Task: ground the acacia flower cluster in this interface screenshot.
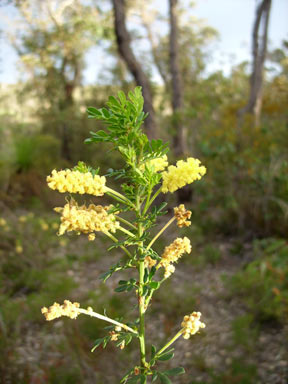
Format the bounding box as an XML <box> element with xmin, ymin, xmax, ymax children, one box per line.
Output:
<box><xmin>144</xmin><ymin>155</ymin><xmax>168</xmax><ymax>172</ymax></box>
<box><xmin>110</xmin><ymin>326</ymin><xmax>126</xmax><ymax>349</ymax></box>
<box><xmin>174</xmin><ymin>204</ymin><xmax>192</xmax><ymax>227</ymax></box>
<box><xmin>159</xmin><ymin>237</ymin><xmax>191</xmax><ymax>278</ymax></box>
<box><xmin>144</xmin><ymin>255</ymin><xmax>157</xmax><ymax>268</ymax></box>
<box><xmin>181</xmin><ymin>312</ymin><xmax>206</xmax><ymax>339</ymax></box>
<box><xmin>54</xmin><ymin>200</ymin><xmax>119</xmax><ymax>237</ymax></box>
<box><xmin>161</xmin><ymin>157</ymin><xmax>206</xmax><ymax>193</ymax></box>
<box><xmin>47</xmin><ymin>169</ymin><xmax>106</xmax><ymax>196</ymax></box>
<box><xmin>41</xmin><ymin>300</ymin><xmax>80</xmax><ymax>321</ymax></box>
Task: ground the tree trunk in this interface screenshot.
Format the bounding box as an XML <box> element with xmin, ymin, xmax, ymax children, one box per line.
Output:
<box><xmin>112</xmin><ymin>0</ymin><xmax>156</xmax><ymax>139</ymax></box>
<box><xmin>169</xmin><ymin>0</ymin><xmax>187</xmax><ymax>157</ymax></box>
<box><xmin>169</xmin><ymin>0</ymin><xmax>192</xmax><ymax>203</ymax></box>
<box><xmin>239</xmin><ymin>0</ymin><xmax>272</xmax><ymax>126</ymax></box>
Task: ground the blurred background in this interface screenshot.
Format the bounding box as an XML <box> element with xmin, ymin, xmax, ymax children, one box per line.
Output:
<box><xmin>0</xmin><ymin>0</ymin><xmax>287</xmax><ymax>383</ymax></box>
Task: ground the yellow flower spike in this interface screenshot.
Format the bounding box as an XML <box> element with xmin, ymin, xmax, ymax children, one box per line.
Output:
<box><xmin>159</xmin><ymin>237</ymin><xmax>191</xmax><ymax>269</ymax></box>
<box><xmin>141</xmin><ymin>155</ymin><xmax>168</xmax><ymax>172</ymax></box>
<box><xmin>162</xmin><ymin>157</ymin><xmax>206</xmax><ymax>193</ymax></box>
<box><xmin>54</xmin><ymin>200</ymin><xmax>119</xmax><ymax>237</ymax></box>
<box><xmin>88</xmin><ymin>233</ymin><xmax>96</xmax><ymax>241</ymax></box>
<box><xmin>174</xmin><ymin>204</ymin><xmax>192</xmax><ymax>227</ymax></box>
<box><xmin>41</xmin><ymin>300</ymin><xmax>80</xmax><ymax>321</ymax></box>
<box><xmin>181</xmin><ymin>312</ymin><xmax>206</xmax><ymax>339</ymax></box>
<box><xmin>47</xmin><ymin>169</ymin><xmax>106</xmax><ymax>196</ymax></box>
<box><xmin>0</xmin><ymin>218</ymin><xmax>7</xmax><ymax>226</ymax></box>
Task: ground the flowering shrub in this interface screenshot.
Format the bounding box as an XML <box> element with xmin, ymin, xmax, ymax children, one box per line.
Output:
<box><xmin>41</xmin><ymin>87</ymin><xmax>206</xmax><ymax>383</ymax></box>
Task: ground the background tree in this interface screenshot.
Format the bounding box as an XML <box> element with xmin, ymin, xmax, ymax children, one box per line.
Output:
<box><xmin>169</xmin><ymin>0</ymin><xmax>187</xmax><ymax>157</ymax></box>
<box><xmin>238</xmin><ymin>0</ymin><xmax>272</xmax><ymax>126</ymax></box>
<box><xmin>112</xmin><ymin>0</ymin><xmax>156</xmax><ymax>138</ymax></box>
<box><xmin>10</xmin><ymin>0</ymin><xmax>105</xmax><ymax>161</ymax></box>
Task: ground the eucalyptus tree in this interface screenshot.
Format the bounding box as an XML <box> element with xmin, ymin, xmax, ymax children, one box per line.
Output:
<box><xmin>10</xmin><ymin>0</ymin><xmax>107</xmax><ymax>160</ymax></box>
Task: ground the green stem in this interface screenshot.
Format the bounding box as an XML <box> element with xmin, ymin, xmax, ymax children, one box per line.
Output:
<box><xmin>144</xmin><ymin>277</ymin><xmax>167</xmax><ymax>311</ymax></box>
<box><xmin>105</xmin><ymin>191</ymin><xmax>127</xmax><ymax>205</ymax></box>
<box><xmin>136</xmin><ymin>190</ymin><xmax>147</xmax><ymax>381</ymax></box>
<box><xmin>143</xmin><ymin>187</ymin><xmax>152</xmax><ymax>214</ymax></box>
<box><xmin>118</xmin><ymin>226</ymin><xmax>135</xmax><ymax>238</ymax></box>
<box><xmin>103</xmin><ymin>231</ymin><xmax>133</xmax><ymax>258</ymax></box>
<box><xmin>139</xmin><ymin>259</ymin><xmax>147</xmax><ymax>369</ymax></box>
<box><xmin>155</xmin><ymin>329</ymin><xmax>184</xmax><ymax>358</ymax></box>
<box><xmin>146</xmin><ymin>216</ymin><xmax>175</xmax><ymax>250</ymax></box>
<box><xmin>116</xmin><ymin>215</ymin><xmax>137</xmax><ymax>230</ymax></box>
<box><xmin>143</xmin><ymin>186</ymin><xmax>162</xmax><ymax>214</ymax></box>
<box><xmin>105</xmin><ymin>187</ymin><xmax>135</xmax><ymax>208</ymax></box>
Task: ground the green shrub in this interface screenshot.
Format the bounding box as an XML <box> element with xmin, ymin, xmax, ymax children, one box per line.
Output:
<box><xmin>226</xmin><ymin>238</ymin><xmax>288</xmax><ymax>324</ymax></box>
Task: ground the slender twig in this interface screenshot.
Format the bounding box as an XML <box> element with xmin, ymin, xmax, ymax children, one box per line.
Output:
<box><xmin>143</xmin><ymin>186</ymin><xmax>162</xmax><ymax>214</ymax></box>
<box><xmin>118</xmin><ymin>226</ymin><xmax>136</xmax><ymax>238</ymax></box>
<box><xmin>103</xmin><ymin>231</ymin><xmax>133</xmax><ymax>258</ymax></box>
<box><xmin>147</xmin><ymin>216</ymin><xmax>175</xmax><ymax>250</ymax></box>
<box><xmin>77</xmin><ymin>308</ymin><xmax>138</xmax><ymax>334</ymax></box>
<box><xmin>105</xmin><ymin>187</ymin><xmax>135</xmax><ymax>208</ymax></box>
<box><xmin>116</xmin><ymin>215</ymin><xmax>137</xmax><ymax>230</ymax></box>
<box><xmin>155</xmin><ymin>329</ymin><xmax>184</xmax><ymax>358</ymax></box>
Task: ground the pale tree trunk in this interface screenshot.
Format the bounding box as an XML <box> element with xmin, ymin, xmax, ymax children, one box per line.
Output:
<box><xmin>169</xmin><ymin>0</ymin><xmax>191</xmax><ymax>203</ymax></box>
<box><xmin>112</xmin><ymin>0</ymin><xmax>156</xmax><ymax>139</ymax></box>
<box><xmin>239</xmin><ymin>0</ymin><xmax>272</xmax><ymax>126</ymax></box>
<box><xmin>140</xmin><ymin>8</ymin><xmax>169</xmax><ymax>86</ymax></box>
<box><xmin>169</xmin><ymin>0</ymin><xmax>187</xmax><ymax>156</ymax></box>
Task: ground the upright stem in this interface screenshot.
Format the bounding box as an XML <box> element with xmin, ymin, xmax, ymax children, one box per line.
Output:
<box><xmin>139</xmin><ymin>258</ymin><xmax>147</xmax><ymax>370</ymax></box>
<box><xmin>137</xmin><ymin>193</ymin><xmax>147</xmax><ymax>381</ymax></box>
<box><xmin>143</xmin><ymin>186</ymin><xmax>162</xmax><ymax>214</ymax></box>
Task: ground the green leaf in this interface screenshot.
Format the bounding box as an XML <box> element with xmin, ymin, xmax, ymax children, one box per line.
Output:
<box><xmin>108</xmin><ymin>95</ymin><xmax>121</xmax><ymax>108</ymax></box>
<box><xmin>115</xmin><ymin>285</ymin><xmax>128</xmax><ymax>292</ymax></box>
<box><xmin>140</xmin><ymin>375</ymin><xmax>146</xmax><ymax>384</ymax></box>
<box><xmin>157</xmin><ymin>352</ymin><xmax>174</xmax><ymax>361</ymax></box>
<box><xmin>103</xmin><ymin>337</ymin><xmax>109</xmax><ymax>348</ymax></box>
<box><xmin>149</xmin><ymin>266</ymin><xmax>156</xmax><ymax>279</ymax></box>
<box><xmin>142</xmin><ymin>285</ymin><xmax>150</xmax><ymax>297</ymax></box>
<box><xmin>101</xmin><ymin>108</ymin><xmax>110</xmax><ymax>118</ymax></box>
<box><xmin>163</xmin><ymin>367</ymin><xmax>185</xmax><ymax>376</ymax></box>
<box><xmin>152</xmin><ymin>372</ymin><xmax>158</xmax><ymax>382</ymax></box>
<box><xmin>158</xmin><ymin>373</ymin><xmax>172</xmax><ymax>384</ymax></box>
<box><xmin>126</xmin><ymin>376</ymin><xmax>140</xmax><ymax>384</ymax></box>
<box><xmin>149</xmin><ymin>281</ymin><xmax>160</xmax><ymax>290</ymax></box>
<box><xmin>119</xmin><ymin>280</ymin><xmax>128</xmax><ymax>285</ymax></box>
<box><xmin>151</xmin><ymin>344</ymin><xmax>156</xmax><ymax>359</ymax></box>
<box><xmin>118</xmin><ymin>90</ymin><xmax>126</xmax><ymax>105</ymax></box>
<box><xmin>87</xmin><ymin>107</ymin><xmax>102</xmax><ymax>117</ymax></box>
<box><xmin>91</xmin><ymin>338</ymin><xmax>104</xmax><ymax>352</ymax></box>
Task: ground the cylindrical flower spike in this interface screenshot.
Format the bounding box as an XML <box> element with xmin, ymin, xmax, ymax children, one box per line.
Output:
<box><xmin>54</xmin><ymin>199</ymin><xmax>119</xmax><ymax>239</ymax></box>
<box><xmin>47</xmin><ymin>169</ymin><xmax>106</xmax><ymax>196</ymax></box>
<box><xmin>140</xmin><ymin>155</ymin><xmax>168</xmax><ymax>172</ymax></box>
<box><xmin>159</xmin><ymin>237</ymin><xmax>191</xmax><ymax>268</ymax></box>
<box><xmin>162</xmin><ymin>157</ymin><xmax>206</xmax><ymax>193</ymax></box>
<box><xmin>41</xmin><ymin>300</ymin><xmax>80</xmax><ymax>321</ymax></box>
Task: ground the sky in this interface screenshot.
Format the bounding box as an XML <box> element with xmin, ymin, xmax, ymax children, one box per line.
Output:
<box><xmin>0</xmin><ymin>0</ymin><xmax>287</xmax><ymax>84</ymax></box>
